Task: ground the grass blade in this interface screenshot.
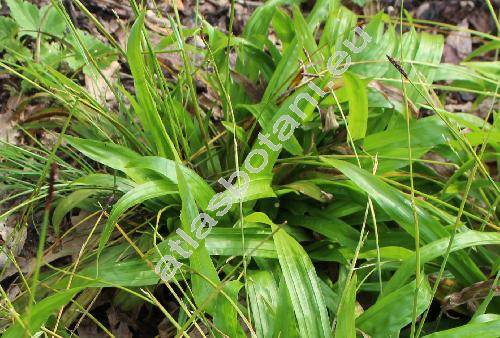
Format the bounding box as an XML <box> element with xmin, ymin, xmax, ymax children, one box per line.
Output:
<box><xmin>334</xmin><ymin>273</ymin><xmax>357</xmax><ymax>338</ymax></box>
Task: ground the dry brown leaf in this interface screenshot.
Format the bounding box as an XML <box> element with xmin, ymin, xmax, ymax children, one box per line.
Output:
<box><xmin>0</xmin><ymin>212</ymin><xmax>102</xmax><ymax>282</ymax></box>
<box><xmin>369</xmin><ymin>80</ymin><xmax>420</xmax><ymax>117</ymax></box>
<box><xmin>320</xmin><ymin>106</ymin><xmax>339</xmax><ymax>132</ymax></box>
<box><xmin>444</xmin><ymin>101</ymin><xmax>472</xmax><ymax>113</ymax></box>
<box><xmin>77</xmin><ymin>317</ymin><xmax>108</xmax><ymax>338</ymax></box>
<box><xmin>107</xmin><ymin>307</ymin><xmax>134</xmax><ymax>338</ymax></box>
<box><xmin>442</xmin><ymin>278</ymin><xmax>500</xmax><ymax>313</ymax></box>
<box><xmin>443</xmin><ymin>19</ymin><xmax>472</xmax><ymax>64</ymax></box>
<box><xmin>0</xmin><ymin>95</ymin><xmax>21</xmax><ymax>142</ymax></box>
<box><xmin>85</xmin><ymin>61</ymin><xmax>120</xmax><ymax>106</ymax></box>
<box><xmin>231</xmin><ymin>70</ymin><xmax>265</xmax><ymax>102</ymax></box>
<box><xmin>0</xmin><ymin>216</ymin><xmax>26</xmax><ymax>270</ymax></box>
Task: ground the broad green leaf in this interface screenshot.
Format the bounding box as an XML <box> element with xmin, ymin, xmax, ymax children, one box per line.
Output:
<box><xmin>407</xmin><ymin>32</ymin><xmax>444</xmax><ymax>103</ymax></box>
<box><xmin>72</xmin><ymin>173</ymin><xmax>136</xmax><ymax>191</ymax></box>
<box><xmin>357</xmin><ymin>277</ymin><xmax>431</xmax><ymax>337</ymax></box>
<box><xmin>213</xmin><ymin>280</ymin><xmax>246</xmax><ymax>338</ymax></box>
<box><xmin>153</xmin><ymin>227</ymin><xmax>278</xmax><ymax>260</ymax></box>
<box><xmin>239</xmin><ymin>0</ymin><xmax>298</xmax><ymax>80</ymax></box>
<box><xmin>344</xmin><ymin>72</ymin><xmax>369</xmax><ymax>140</ymax></box>
<box><xmin>351</xmin><ymin>12</ymin><xmax>396</xmax><ymax>77</ymax></box>
<box><xmin>125</xmin><ymin>156</ymin><xmax>215</xmax><ymax>209</ymax></box>
<box><xmin>272</xmin><ymin>8</ymin><xmax>295</xmax><ymax>45</ymax></box>
<box><xmin>99</xmin><ymin>180</ymin><xmax>178</xmax><ymax>255</ymax></box>
<box><xmin>359</xmin><ymin>246</ymin><xmax>413</xmax><ymax>261</ymax></box>
<box><xmin>246</xmin><ymin>78</ymin><xmax>329</xmax><ymax>188</ymax></box>
<box><xmin>306</xmin><ymin>0</ymin><xmax>336</xmax><ymax>29</ymax></box>
<box><xmin>471</xmin><ymin>314</ymin><xmax>500</xmax><ymax>324</ymax></box>
<box><xmin>319</xmin><ymin>278</ymin><xmax>341</xmax><ymax>313</ymax></box>
<box><xmin>248</xmin><ymin>270</ymin><xmax>279</xmax><ymax>338</ymax></box>
<box><xmin>65</xmin><ymin>136</ymin><xmax>141</xmax><ymax>172</ymax></box>
<box><xmin>286</xmin><ymin>214</ymin><xmax>360</xmax><ymax>248</ymax></box>
<box><xmin>52</xmin><ymin>189</ymin><xmax>97</xmax><ymax>234</ymax></box>
<box><xmin>175</xmin><ymin>165</ymin><xmax>218</xmax><ymax>309</ymax></box>
<box><xmin>273</xmin><ymin>278</ymin><xmax>300</xmax><ymax>338</ymax></box>
<box><xmin>64</xmin><ymin>136</ymin><xmax>160</xmax><ymax>184</ymax></box>
<box><xmin>221</xmin><ymin>120</ymin><xmax>247</xmax><ymax>144</ymax></box>
<box><xmin>421</xmin><ymin>319</ymin><xmax>500</xmax><ymax>338</ymax></box>
<box><xmin>238</xmin><ymin>102</ymin><xmax>303</xmax><ymax>155</ymax></box>
<box><xmin>201</xmin><ymin>228</ymin><xmax>276</xmax><ymax>258</ymax></box>
<box><xmin>363</xmin><ymin>116</ymin><xmax>450</xmax><ymax>152</ymax></box>
<box><xmin>433</xmin><ymin>63</ymin><xmax>490</xmax><ymax>88</ymax></box>
<box><xmin>53</xmin><ymin>244</ymin><xmax>161</xmax><ymax>288</ymax></box>
<box><xmin>176</xmin><ymin>164</ymin><xmax>248</xmax><ymax>337</ymax></box>
<box><xmin>243</xmin><ymin>0</ymin><xmax>295</xmax><ymax>46</ymax></box>
<box><xmin>6</xmin><ymin>0</ymin><xmax>39</xmax><ymax>36</ymax></box>
<box><xmin>384</xmin><ymin>30</ymin><xmax>418</xmax><ymax>80</ymax></box>
<box><xmin>462</xmin><ymin>61</ymin><xmax>500</xmax><ymax>78</ymax></box>
<box><xmin>51</xmin><ymin>228</ymin><xmax>277</xmax><ymax>289</ymax></box>
<box><xmin>362</xmin><ymin>115</ymin><xmax>452</xmax><ymax>172</ymax></box>
<box><xmin>384</xmin><ymin>230</ymin><xmax>500</xmax><ymax>295</ymax></box>
<box><xmin>293</xmin><ymin>5</ymin><xmax>319</xmax><ymax>64</ymax></box>
<box><xmin>281</xmin><ymin>180</ymin><xmax>332</xmax><ymax>202</ymax></box>
<box><xmin>52</xmin><ymin>174</ymin><xmax>134</xmax><ymax>232</ymax></box>
<box><xmin>319</xmin><ymin>6</ymin><xmax>357</xmax><ymax>52</ymax></box>
<box><xmin>271</xmin><ymin>222</ymin><xmax>331</xmax><ymax>337</ymax></box>
<box><xmin>262</xmin><ymin>40</ymin><xmax>299</xmax><ymax>101</ymax></box>
<box><xmin>202</xmin><ymin>174</ymin><xmax>276</xmax><ymax>212</ymax></box>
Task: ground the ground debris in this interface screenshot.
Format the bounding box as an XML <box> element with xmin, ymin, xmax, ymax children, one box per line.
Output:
<box><xmin>442</xmin><ymin>278</ymin><xmax>500</xmax><ymax>314</ymax></box>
